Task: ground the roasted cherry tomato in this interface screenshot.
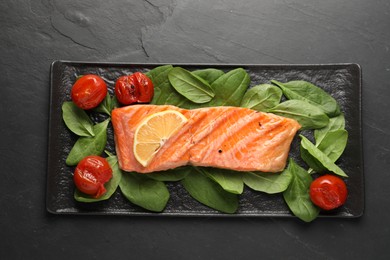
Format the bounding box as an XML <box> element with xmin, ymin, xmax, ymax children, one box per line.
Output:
<box><xmin>114</xmin><ymin>72</ymin><xmax>154</xmax><ymax>105</ymax></box>
<box><xmin>133</xmin><ymin>72</ymin><xmax>154</xmax><ymax>103</ymax></box>
<box><xmin>114</xmin><ymin>75</ymin><xmax>138</xmax><ymax>105</ymax></box>
<box><xmin>71</xmin><ymin>74</ymin><xmax>107</xmax><ymax>110</ymax></box>
<box><xmin>73</xmin><ymin>155</ymin><xmax>113</xmax><ymax>198</ymax></box>
<box><xmin>309</xmin><ymin>174</ymin><xmax>348</xmax><ymax>210</ymax></box>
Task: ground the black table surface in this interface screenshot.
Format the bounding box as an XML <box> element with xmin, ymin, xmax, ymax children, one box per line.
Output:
<box><xmin>1</xmin><ymin>0</ymin><xmax>389</xmax><ymax>259</ymax></box>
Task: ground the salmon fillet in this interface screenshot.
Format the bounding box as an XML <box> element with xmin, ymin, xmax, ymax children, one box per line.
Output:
<box><xmin>111</xmin><ymin>105</ymin><xmax>301</xmax><ymax>173</ymax></box>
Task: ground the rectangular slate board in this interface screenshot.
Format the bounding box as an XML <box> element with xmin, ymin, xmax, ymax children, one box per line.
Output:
<box><xmin>47</xmin><ymin>61</ymin><xmax>364</xmax><ymax>217</ymax></box>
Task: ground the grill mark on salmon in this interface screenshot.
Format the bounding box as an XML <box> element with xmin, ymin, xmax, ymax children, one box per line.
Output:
<box><xmin>112</xmin><ymin>105</ymin><xmax>301</xmax><ymax>173</ymax></box>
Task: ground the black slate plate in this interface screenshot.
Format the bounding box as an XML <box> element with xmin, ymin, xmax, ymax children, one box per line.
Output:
<box><xmin>47</xmin><ymin>61</ymin><xmax>364</xmax><ymax>217</ymax></box>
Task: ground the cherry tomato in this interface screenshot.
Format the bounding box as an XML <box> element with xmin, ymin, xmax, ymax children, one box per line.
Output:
<box><xmin>73</xmin><ymin>156</ymin><xmax>113</xmax><ymax>198</ymax></box>
<box><xmin>114</xmin><ymin>72</ymin><xmax>154</xmax><ymax>105</ymax></box>
<box><xmin>71</xmin><ymin>75</ymin><xmax>107</xmax><ymax>110</ymax></box>
<box><xmin>114</xmin><ymin>75</ymin><xmax>138</xmax><ymax>105</ymax></box>
<box><xmin>309</xmin><ymin>174</ymin><xmax>348</xmax><ymax>210</ymax></box>
<box><xmin>133</xmin><ymin>72</ymin><xmax>154</xmax><ymax>103</ymax></box>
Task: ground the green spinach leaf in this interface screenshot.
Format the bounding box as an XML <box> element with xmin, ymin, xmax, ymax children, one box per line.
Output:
<box><xmin>182</xmin><ymin>168</ymin><xmax>238</xmax><ymax>213</ymax></box>
<box><xmin>119</xmin><ymin>171</ymin><xmax>170</xmax><ymax>212</ymax></box>
<box><xmin>168</xmin><ymin>67</ymin><xmax>215</xmax><ymax>103</ymax></box>
<box><xmin>93</xmin><ymin>94</ymin><xmax>119</xmax><ymax>116</ymax></box>
<box><xmin>148</xmin><ymin>65</ymin><xmax>197</xmax><ymax>108</ymax></box>
<box><xmin>269</xmin><ymin>100</ymin><xmax>329</xmax><ymax>129</ymax></box>
<box><xmin>66</xmin><ymin>119</ymin><xmax>110</xmax><ymax>166</ymax></box>
<box><xmin>62</xmin><ymin>101</ymin><xmax>95</xmax><ymax>137</ymax></box>
<box><xmin>317</xmin><ymin>129</ymin><xmax>348</xmax><ymax>162</ymax></box>
<box><xmin>283</xmin><ymin>159</ymin><xmax>320</xmax><ymax>222</ymax></box>
<box><xmin>198</xmin><ymin>167</ymin><xmax>244</xmax><ymax>195</ymax></box>
<box><xmin>271</xmin><ymin>80</ymin><xmax>341</xmax><ymax>117</ymax></box>
<box><xmin>314</xmin><ymin>113</ymin><xmax>345</xmax><ymax>144</ymax></box>
<box><xmin>208</xmin><ymin>68</ymin><xmax>250</xmax><ymax>107</ymax></box>
<box><xmin>147</xmin><ymin>64</ymin><xmax>173</xmax><ymax>105</ymax></box>
<box><xmin>243</xmin><ymin>170</ymin><xmax>292</xmax><ymax>194</ymax></box>
<box><xmin>240</xmin><ymin>84</ymin><xmax>282</xmax><ymax>112</ymax></box>
<box><xmin>300</xmin><ymin>135</ymin><xmax>348</xmax><ymax>177</ymax></box>
<box><xmin>74</xmin><ymin>155</ymin><xmax>123</xmax><ymax>202</ymax></box>
<box><xmin>192</xmin><ymin>68</ymin><xmax>224</xmax><ymax>84</ymax></box>
<box><xmin>146</xmin><ymin>166</ymin><xmax>191</xmax><ymax>182</ymax></box>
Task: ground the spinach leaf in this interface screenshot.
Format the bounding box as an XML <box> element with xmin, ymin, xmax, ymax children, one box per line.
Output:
<box><xmin>192</xmin><ymin>68</ymin><xmax>224</xmax><ymax>84</ymax></box>
<box><xmin>62</xmin><ymin>101</ymin><xmax>94</xmax><ymax>137</ymax></box>
<box><xmin>300</xmin><ymin>135</ymin><xmax>348</xmax><ymax>177</ymax></box>
<box><xmin>198</xmin><ymin>167</ymin><xmax>244</xmax><ymax>195</ymax></box>
<box><xmin>240</xmin><ymin>84</ymin><xmax>282</xmax><ymax>112</ymax></box>
<box><xmin>314</xmin><ymin>113</ymin><xmax>345</xmax><ymax>144</ymax></box>
<box><xmin>317</xmin><ymin>129</ymin><xmax>348</xmax><ymax>162</ymax></box>
<box><xmin>146</xmin><ymin>166</ymin><xmax>191</xmax><ymax>182</ymax></box>
<box><xmin>271</xmin><ymin>80</ymin><xmax>341</xmax><ymax>117</ymax></box>
<box><xmin>283</xmin><ymin>159</ymin><xmax>320</xmax><ymax>222</ymax></box>
<box><xmin>93</xmin><ymin>94</ymin><xmax>119</xmax><ymax>116</ymax></box>
<box><xmin>66</xmin><ymin>119</ymin><xmax>110</xmax><ymax>166</ymax></box>
<box><xmin>269</xmin><ymin>100</ymin><xmax>329</xmax><ymax>129</ymax></box>
<box><xmin>147</xmin><ymin>65</ymin><xmax>174</xmax><ymax>105</ymax></box>
<box><xmin>243</xmin><ymin>170</ymin><xmax>292</xmax><ymax>194</ymax></box>
<box><xmin>208</xmin><ymin>68</ymin><xmax>250</xmax><ymax>107</ymax></box>
<box><xmin>148</xmin><ymin>65</ymin><xmax>197</xmax><ymax>108</ymax></box>
<box><xmin>168</xmin><ymin>67</ymin><xmax>215</xmax><ymax>103</ymax></box>
<box><xmin>182</xmin><ymin>167</ymin><xmax>238</xmax><ymax>213</ymax></box>
<box><xmin>308</xmin><ymin>128</ymin><xmax>348</xmax><ymax>174</ymax></box>
<box><xmin>146</xmin><ymin>64</ymin><xmax>172</xmax><ymax>81</ymax></box>
<box><xmin>74</xmin><ymin>155</ymin><xmax>122</xmax><ymax>202</ymax></box>
<box><xmin>119</xmin><ymin>171</ymin><xmax>170</xmax><ymax>212</ymax></box>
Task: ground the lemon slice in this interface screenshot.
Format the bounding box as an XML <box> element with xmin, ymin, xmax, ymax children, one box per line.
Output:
<box><xmin>133</xmin><ymin>110</ymin><xmax>188</xmax><ymax>167</ymax></box>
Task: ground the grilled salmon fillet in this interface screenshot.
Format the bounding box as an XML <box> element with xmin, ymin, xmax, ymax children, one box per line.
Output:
<box><xmin>112</xmin><ymin>105</ymin><xmax>301</xmax><ymax>173</ymax></box>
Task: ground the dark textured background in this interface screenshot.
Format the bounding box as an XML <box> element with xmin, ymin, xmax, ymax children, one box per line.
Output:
<box><xmin>1</xmin><ymin>0</ymin><xmax>389</xmax><ymax>259</ymax></box>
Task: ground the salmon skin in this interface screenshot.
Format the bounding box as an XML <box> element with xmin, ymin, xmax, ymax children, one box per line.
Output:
<box><xmin>112</xmin><ymin>105</ymin><xmax>301</xmax><ymax>173</ymax></box>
